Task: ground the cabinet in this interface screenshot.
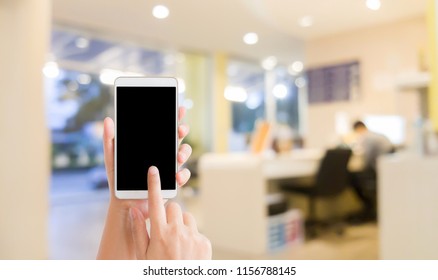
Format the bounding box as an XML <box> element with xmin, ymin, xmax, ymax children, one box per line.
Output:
<box><xmin>378</xmin><ymin>153</ymin><xmax>438</xmax><ymax>259</ymax></box>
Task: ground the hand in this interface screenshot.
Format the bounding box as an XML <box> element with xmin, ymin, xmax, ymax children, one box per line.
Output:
<box><xmin>97</xmin><ymin>106</ymin><xmax>193</xmax><ymax>259</ymax></box>
<box><xmin>130</xmin><ymin>166</ymin><xmax>212</xmax><ymax>260</ymax></box>
<box><xmin>102</xmin><ymin>106</ymin><xmax>192</xmax><ymax>216</ymax></box>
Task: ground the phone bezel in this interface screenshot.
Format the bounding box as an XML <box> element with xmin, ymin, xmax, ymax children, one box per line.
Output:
<box><xmin>114</xmin><ymin>76</ymin><xmax>178</xmax><ymax>199</ymax></box>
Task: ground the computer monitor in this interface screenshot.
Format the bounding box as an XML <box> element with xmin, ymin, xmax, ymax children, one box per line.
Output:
<box><xmin>363</xmin><ymin>115</ymin><xmax>406</xmax><ymax>146</ymax></box>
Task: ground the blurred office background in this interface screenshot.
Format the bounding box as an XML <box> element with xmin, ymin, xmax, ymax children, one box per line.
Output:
<box><xmin>1</xmin><ymin>0</ymin><xmax>437</xmax><ymax>259</ymax></box>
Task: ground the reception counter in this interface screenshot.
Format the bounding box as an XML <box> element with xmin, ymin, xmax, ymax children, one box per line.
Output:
<box><xmin>378</xmin><ymin>153</ymin><xmax>438</xmax><ymax>259</ymax></box>
<box><xmin>198</xmin><ymin>149</ymin><xmax>363</xmax><ymax>255</ymax></box>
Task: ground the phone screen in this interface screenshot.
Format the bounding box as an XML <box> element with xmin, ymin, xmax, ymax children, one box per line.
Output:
<box><xmin>115</xmin><ymin>85</ymin><xmax>177</xmax><ymax>191</ymax></box>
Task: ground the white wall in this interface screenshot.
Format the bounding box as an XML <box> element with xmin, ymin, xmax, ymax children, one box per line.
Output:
<box><xmin>0</xmin><ymin>0</ymin><xmax>51</xmax><ymax>259</ymax></box>
<box><xmin>304</xmin><ymin>17</ymin><xmax>427</xmax><ymax>149</ymax></box>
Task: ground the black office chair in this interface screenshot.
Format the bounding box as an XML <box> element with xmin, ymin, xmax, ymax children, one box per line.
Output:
<box><xmin>279</xmin><ymin>148</ymin><xmax>353</xmax><ymax>238</ymax></box>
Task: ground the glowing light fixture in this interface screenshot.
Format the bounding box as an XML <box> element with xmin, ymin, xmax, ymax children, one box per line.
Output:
<box><xmin>43</xmin><ymin>61</ymin><xmax>60</xmax><ymax>78</ymax></box>
<box><xmin>273</xmin><ymin>84</ymin><xmax>288</xmax><ymax>99</ymax></box>
<box><xmin>290</xmin><ymin>61</ymin><xmax>304</xmax><ymax>73</ymax></box>
<box><xmin>295</xmin><ymin>77</ymin><xmax>306</xmax><ymax>88</ymax></box>
<box><xmin>77</xmin><ymin>73</ymin><xmax>91</xmax><ymax>85</ymax></box>
<box><xmin>224</xmin><ymin>86</ymin><xmax>248</xmax><ymax>102</ymax></box>
<box><xmin>99</xmin><ymin>69</ymin><xmax>122</xmax><ymax>85</ymax></box>
<box><xmin>261</xmin><ymin>56</ymin><xmax>277</xmax><ymax>71</ymax></box>
<box><xmin>366</xmin><ymin>0</ymin><xmax>381</xmax><ymax>10</ymax></box>
<box><xmin>245</xmin><ymin>92</ymin><xmax>263</xmax><ymax>109</ymax></box>
<box><xmin>298</xmin><ymin>16</ymin><xmax>313</xmax><ymax>27</ymax></box>
<box><xmin>152</xmin><ymin>5</ymin><xmax>170</xmax><ymax>19</ymax></box>
<box><xmin>243</xmin><ymin>32</ymin><xmax>258</xmax><ymax>45</ymax></box>
<box><xmin>75</xmin><ymin>37</ymin><xmax>89</xmax><ymax>49</ymax></box>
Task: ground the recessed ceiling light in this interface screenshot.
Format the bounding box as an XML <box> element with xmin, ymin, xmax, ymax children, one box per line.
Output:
<box><xmin>366</xmin><ymin>0</ymin><xmax>381</xmax><ymax>10</ymax></box>
<box><xmin>289</xmin><ymin>61</ymin><xmax>304</xmax><ymax>75</ymax></box>
<box><xmin>75</xmin><ymin>37</ymin><xmax>89</xmax><ymax>49</ymax></box>
<box><xmin>295</xmin><ymin>77</ymin><xmax>306</xmax><ymax>88</ymax></box>
<box><xmin>261</xmin><ymin>56</ymin><xmax>277</xmax><ymax>71</ymax></box>
<box><xmin>273</xmin><ymin>84</ymin><xmax>288</xmax><ymax>99</ymax></box>
<box><xmin>152</xmin><ymin>5</ymin><xmax>170</xmax><ymax>19</ymax></box>
<box><xmin>224</xmin><ymin>86</ymin><xmax>248</xmax><ymax>102</ymax></box>
<box><xmin>243</xmin><ymin>32</ymin><xmax>258</xmax><ymax>45</ymax></box>
<box><xmin>77</xmin><ymin>73</ymin><xmax>91</xmax><ymax>85</ymax></box>
<box><xmin>298</xmin><ymin>16</ymin><xmax>313</xmax><ymax>27</ymax></box>
<box><xmin>42</xmin><ymin>61</ymin><xmax>59</xmax><ymax>78</ymax></box>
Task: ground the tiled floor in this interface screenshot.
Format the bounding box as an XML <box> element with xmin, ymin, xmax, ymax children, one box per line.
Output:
<box><xmin>49</xmin><ymin>171</ymin><xmax>379</xmax><ymax>260</ymax></box>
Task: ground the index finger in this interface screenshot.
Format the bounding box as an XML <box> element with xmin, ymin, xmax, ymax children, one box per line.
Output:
<box><xmin>147</xmin><ymin>166</ymin><xmax>167</xmax><ymax>228</ymax></box>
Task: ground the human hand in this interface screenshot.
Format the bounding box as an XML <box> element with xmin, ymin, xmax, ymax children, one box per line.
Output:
<box><xmin>129</xmin><ymin>166</ymin><xmax>212</xmax><ymax>260</ymax></box>
<box><xmin>97</xmin><ymin>106</ymin><xmax>193</xmax><ymax>259</ymax></box>
<box><xmin>102</xmin><ymin>106</ymin><xmax>192</xmax><ymax>216</ymax></box>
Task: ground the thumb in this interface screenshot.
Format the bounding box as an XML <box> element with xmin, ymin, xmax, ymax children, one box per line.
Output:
<box><xmin>129</xmin><ymin>207</ymin><xmax>150</xmax><ymax>259</ymax></box>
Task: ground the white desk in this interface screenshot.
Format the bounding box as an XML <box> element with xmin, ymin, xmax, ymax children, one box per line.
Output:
<box><xmin>198</xmin><ymin>149</ymin><xmax>364</xmax><ymax>255</ymax></box>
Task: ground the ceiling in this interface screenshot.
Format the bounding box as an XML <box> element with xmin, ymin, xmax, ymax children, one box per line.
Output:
<box><xmin>52</xmin><ymin>0</ymin><xmax>427</xmax><ymax>65</ymax></box>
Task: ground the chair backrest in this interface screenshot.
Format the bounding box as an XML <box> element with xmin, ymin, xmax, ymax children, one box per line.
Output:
<box><xmin>314</xmin><ymin>148</ymin><xmax>352</xmax><ymax>196</ymax></box>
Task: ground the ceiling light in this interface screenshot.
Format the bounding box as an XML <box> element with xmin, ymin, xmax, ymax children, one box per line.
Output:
<box><xmin>291</xmin><ymin>61</ymin><xmax>304</xmax><ymax>72</ymax></box>
<box><xmin>295</xmin><ymin>77</ymin><xmax>306</xmax><ymax>88</ymax></box>
<box><xmin>75</xmin><ymin>37</ymin><xmax>89</xmax><ymax>49</ymax></box>
<box><xmin>42</xmin><ymin>61</ymin><xmax>60</xmax><ymax>78</ymax></box>
<box><xmin>152</xmin><ymin>5</ymin><xmax>170</xmax><ymax>19</ymax></box>
<box><xmin>245</xmin><ymin>92</ymin><xmax>263</xmax><ymax>109</ymax></box>
<box><xmin>243</xmin><ymin>32</ymin><xmax>258</xmax><ymax>45</ymax></box>
<box><xmin>99</xmin><ymin>69</ymin><xmax>123</xmax><ymax>85</ymax></box>
<box><xmin>77</xmin><ymin>73</ymin><xmax>91</xmax><ymax>85</ymax></box>
<box><xmin>298</xmin><ymin>16</ymin><xmax>313</xmax><ymax>27</ymax></box>
<box><xmin>261</xmin><ymin>56</ymin><xmax>277</xmax><ymax>71</ymax></box>
<box><xmin>67</xmin><ymin>80</ymin><xmax>79</xmax><ymax>92</ymax></box>
<box><xmin>224</xmin><ymin>86</ymin><xmax>248</xmax><ymax>102</ymax></box>
<box><xmin>366</xmin><ymin>0</ymin><xmax>381</xmax><ymax>10</ymax></box>
<box><xmin>273</xmin><ymin>84</ymin><xmax>288</xmax><ymax>99</ymax></box>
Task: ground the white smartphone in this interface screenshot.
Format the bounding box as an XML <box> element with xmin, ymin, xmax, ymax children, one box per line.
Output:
<box><xmin>114</xmin><ymin>76</ymin><xmax>178</xmax><ymax>199</ymax></box>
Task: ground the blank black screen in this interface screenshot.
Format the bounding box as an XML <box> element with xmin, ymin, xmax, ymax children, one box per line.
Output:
<box><xmin>116</xmin><ymin>86</ymin><xmax>177</xmax><ymax>191</ymax></box>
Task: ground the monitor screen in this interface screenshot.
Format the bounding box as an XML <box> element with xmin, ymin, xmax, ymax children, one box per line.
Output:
<box><xmin>363</xmin><ymin>115</ymin><xmax>406</xmax><ymax>146</ymax></box>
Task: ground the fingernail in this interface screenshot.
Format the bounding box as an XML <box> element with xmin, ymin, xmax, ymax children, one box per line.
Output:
<box><xmin>149</xmin><ymin>166</ymin><xmax>158</xmax><ymax>175</ymax></box>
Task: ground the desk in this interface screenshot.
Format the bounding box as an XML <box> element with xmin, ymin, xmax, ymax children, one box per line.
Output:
<box><xmin>198</xmin><ymin>149</ymin><xmax>364</xmax><ymax>255</ymax></box>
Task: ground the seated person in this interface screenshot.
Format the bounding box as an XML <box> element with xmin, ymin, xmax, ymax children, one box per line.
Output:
<box><xmin>348</xmin><ymin>120</ymin><xmax>395</xmax><ymax>222</ymax></box>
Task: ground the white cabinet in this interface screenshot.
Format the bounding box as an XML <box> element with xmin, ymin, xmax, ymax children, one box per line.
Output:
<box><xmin>378</xmin><ymin>153</ymin><xmax>438</xmax><ymax>259</ymax></box>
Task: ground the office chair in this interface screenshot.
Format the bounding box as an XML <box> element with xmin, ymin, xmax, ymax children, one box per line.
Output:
<box><xmin>279</xmin><ymin>148</ymin><xmax>353</xmax><ymax>238</ymax></box>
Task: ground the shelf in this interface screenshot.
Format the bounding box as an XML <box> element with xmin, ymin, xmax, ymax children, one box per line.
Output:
<box><xmin>394</xmin><ymin>71</ymin><xmax>430</xmax><ymax>91</ymax></box>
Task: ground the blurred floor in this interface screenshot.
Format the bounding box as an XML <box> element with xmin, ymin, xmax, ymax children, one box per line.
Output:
<box><xmin>49</xmin><ymin>171</ymin><xmax>378</xmax><ymax>260</ymax></box>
